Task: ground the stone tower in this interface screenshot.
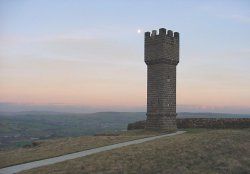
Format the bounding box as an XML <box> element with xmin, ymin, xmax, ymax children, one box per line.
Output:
<box><xmin>144</xmin><ymin>28</ymin><xmax>179</xmax><ymax>131</ymax></box>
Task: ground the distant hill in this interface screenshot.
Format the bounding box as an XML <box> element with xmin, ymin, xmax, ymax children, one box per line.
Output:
<box><xmin>0</xmin><ymin>111</ymin><xmax>249</xmax><ymax>149</ymax></box>
<box><xmin>0</xmin><ymin>111</ymin><xmax>145</xmax><ymax>148</ymax></box>
<box><xmin>178</xmin><ymin>112</ymin><xmax>250</xmax><ymax>118</ymax></box>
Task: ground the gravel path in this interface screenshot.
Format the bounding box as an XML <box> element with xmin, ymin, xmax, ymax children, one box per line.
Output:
<box><xmin>0</xmin><ymin>131</ymin><xmax>185</xmax><ymax>174</ymax></box>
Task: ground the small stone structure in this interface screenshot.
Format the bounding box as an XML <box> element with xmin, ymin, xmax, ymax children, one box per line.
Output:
<box><xmin>144</xmin><ymin>28</ymin><xmax>179</xmax><ymax>131</ymax></box>
<box><xmin>128</xmin><ymin>118</ymin><xmax>250</xmax><ymax>130</ymax></box>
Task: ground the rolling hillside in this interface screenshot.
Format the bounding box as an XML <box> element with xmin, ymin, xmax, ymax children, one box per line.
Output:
<box><xmin>1</xmin><ymin>111</ymin><xmax>249</xmax><ymax>149</ymax></box>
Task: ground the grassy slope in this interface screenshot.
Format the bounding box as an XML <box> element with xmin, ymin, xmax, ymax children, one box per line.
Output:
<box><xmin>19</xmin><ymin>129</ymin><xmax>250</xmax><ymax>174</ymax></box>
<box><xmin>0</xmin><ymin>130</ymin><xmax>159</xmax><ymax>168</ymax></box>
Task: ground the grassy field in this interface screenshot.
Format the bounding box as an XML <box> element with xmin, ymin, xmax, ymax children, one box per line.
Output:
<box><xmin>0</xmin><ymin>130</ymin><xmax>160</xmax><ymax>168</ymax></box>
<box><xmin>18</xmin><ymin>128</ymin><xmax>250</xmax><ymax>174</ymax></box>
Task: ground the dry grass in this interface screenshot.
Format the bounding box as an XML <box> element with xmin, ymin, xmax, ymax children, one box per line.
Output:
<box><xmin>0</xmin><ymin>130</ymin><xmax>160</xmax><ymax>168</ymax></box>
<box><xmin>19</xmin><ymin>129</ymin><xmax>250</xmax><ymax>174</ymax></box>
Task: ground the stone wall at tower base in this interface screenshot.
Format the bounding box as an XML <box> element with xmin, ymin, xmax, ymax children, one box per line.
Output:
<box><xmin>177</xmin><ymin>118</ymin><xmax>250</xmax><ymax>129</ymax></box>
<box><xmin>127</xmin><ymin>120</ymin><xmax>146</xmax><ymax>130</ymax></box>
<box><xmin>127</xmin><ymin>118</ymin><xmax>250</xmax><ymax>130</ymax></box>
<box><xmin>145</xmin><ymin>114</ymin><xmax>177</xmax><ymax>131</ymax></box>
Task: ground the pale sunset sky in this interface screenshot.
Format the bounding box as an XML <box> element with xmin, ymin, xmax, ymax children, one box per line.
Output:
<box><xmin>1</xmin><ymin>0</ymin><xmax>250</xmax><ymax>113</ymax></box>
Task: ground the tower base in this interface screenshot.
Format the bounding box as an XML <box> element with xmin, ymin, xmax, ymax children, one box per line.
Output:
<box><xmin>145</xmin><ymin>113</ymin><xmax>177</xmax><ymax>132</ymax></box>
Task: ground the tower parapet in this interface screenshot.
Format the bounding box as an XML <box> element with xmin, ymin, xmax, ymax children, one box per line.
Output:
<box><xmin>145</xmin><ymin>28</ymin><xmax>179</xmax><ymax>66</ymax></box>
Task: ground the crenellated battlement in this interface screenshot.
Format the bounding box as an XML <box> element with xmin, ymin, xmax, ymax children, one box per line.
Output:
<box><xmin>145</xmin><ymin>28</ymin><xmax>179</xmax><ymax>39</ymax></box>
<box><xmin>144</xmin><ymin>28</ymin><xmax>179</xmax><ymax>65</ymax></box>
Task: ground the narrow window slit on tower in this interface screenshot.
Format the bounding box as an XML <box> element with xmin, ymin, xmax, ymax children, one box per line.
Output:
<box><xmin>167</xmin><ymin>75</ymin><xmax>170</xmax><ymax>82</ymax></box>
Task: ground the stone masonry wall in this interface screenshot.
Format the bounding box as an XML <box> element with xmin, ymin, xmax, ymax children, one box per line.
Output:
<box><xmin>147</xmin><ymin>64</ymin><xmax>176</xmax><ymax>114</ymax></box>
<box><xmin>127</xmin><ymin>118</ymin><xmax>250</xmax><ymax>130</ymax></box>
<box><xmin>177</xmin><ymin>118</ymin><xmax>250</xmax><ymax>129</ymax></box>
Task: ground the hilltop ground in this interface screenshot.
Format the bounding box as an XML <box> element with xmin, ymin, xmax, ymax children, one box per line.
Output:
<box><xmin>1</xmin><ymin>128</ymin><xmax>249</xmax><ymax>174</ymax></box>
<box><xmin>0</xmin><ymin>130</ymin><xmax>160</xmax><ymax>168</ymax></box>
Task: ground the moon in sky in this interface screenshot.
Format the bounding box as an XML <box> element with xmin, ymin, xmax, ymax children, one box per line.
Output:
<box><xmin>137</xmin><ymin>29</ymin><xmax>141</xmax><ymax>34</ymax></box>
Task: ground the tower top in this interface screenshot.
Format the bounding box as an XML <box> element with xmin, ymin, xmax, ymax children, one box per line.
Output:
<box><xmin>144</xmin><ymin>28</ymin><xmax>179</xmax><ymax>65</ymax></box>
